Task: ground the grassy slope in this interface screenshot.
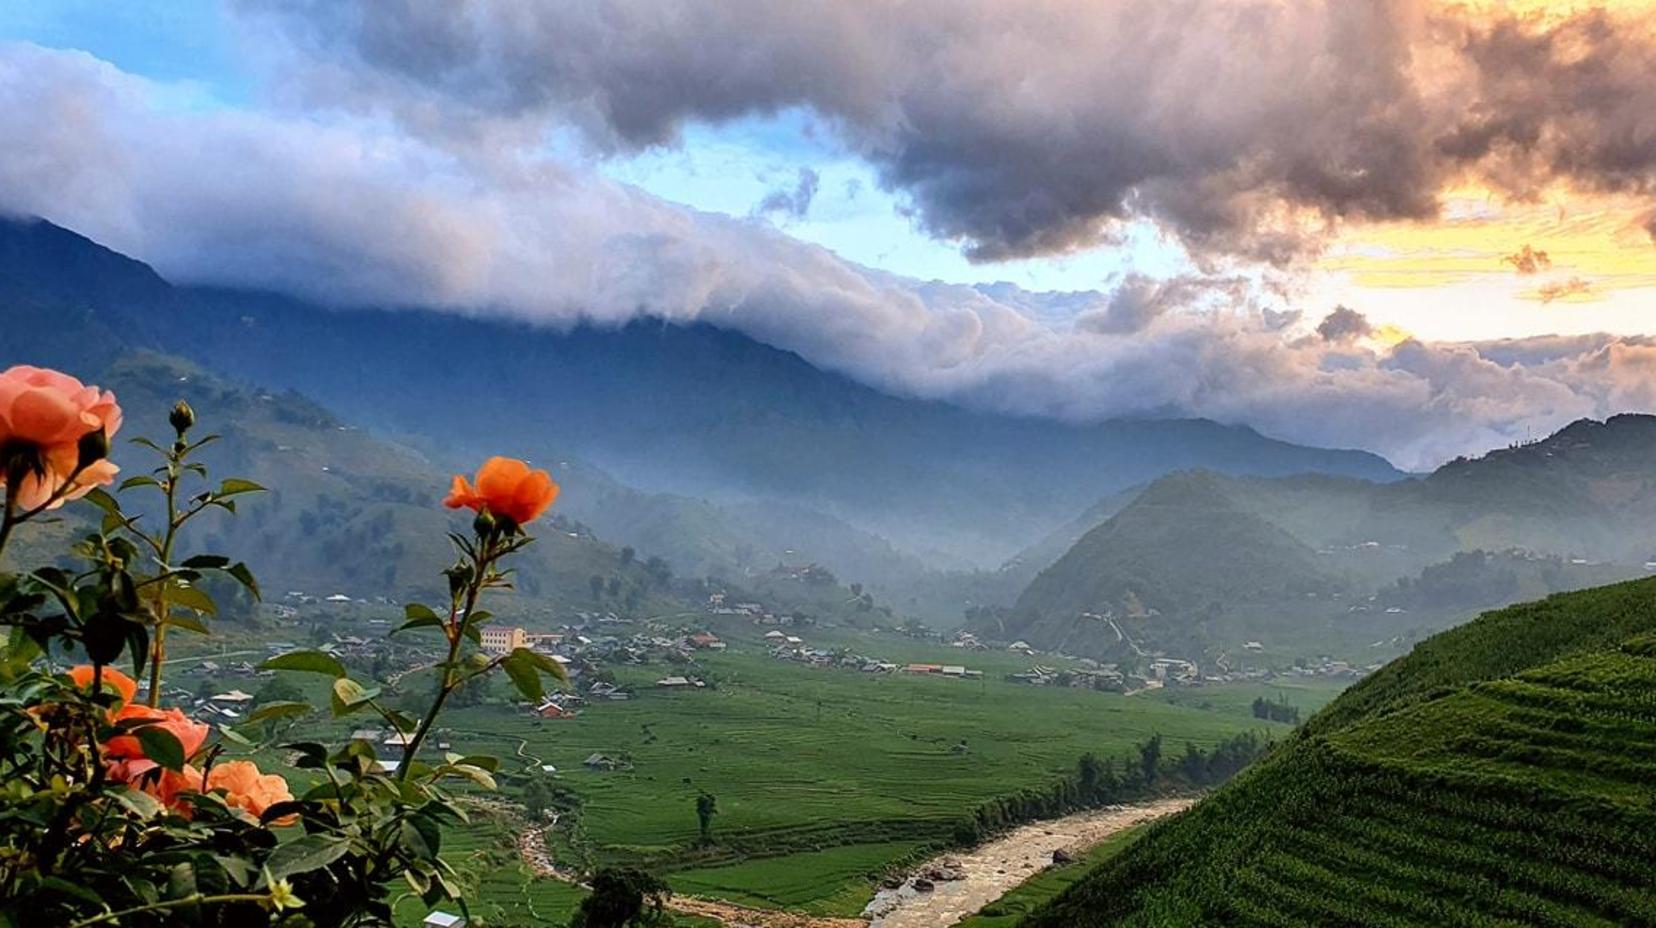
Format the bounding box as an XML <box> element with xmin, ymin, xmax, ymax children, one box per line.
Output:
<box><xmin>1021</xmin><ymin>577</ymin><xmax>1656</xmax><ymax>927</ymax></box>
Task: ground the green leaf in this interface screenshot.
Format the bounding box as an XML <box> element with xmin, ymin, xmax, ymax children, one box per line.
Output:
<box><xmin>134</xmin><ymin>725</ymin><xmax>186</xmax><ymax>772</ymax></box>
<box><xmin>396</xmin><ymin>602</ymin><xmax>443</xmax><ymax>634</ymax></box>
<box><xmin>218</xmin><ymin>726</ymin><xmax>255</xmax><ymax>747</ymax></box>
<box><xmin>263</xmin><ymin>834</ymin><xmax>352</xmax><ymax>882</ymax></box>
<box><xmin>398</xmin><ymin>817</ymin><xmax>440</xmax><ymax>860</ymax></box>
<box><xmin>449</xmin><ymin>754</ymin><xmax>499</xmax><ymax>772</ymax></box>
<box><xmin>164</xmin><ymin>611</ymin><xmax>210</xmax><ymax>634</ymax></box>
<box><xmin>521</xmin><ymin>649</ymin><xmax>570</xmax><ymax>684</ymax></box>
<box><xmin>501</xmin><ymin>648</ymin><xmax>544</xmax><ymax>702</ymax></box>
<box><xmin>81</xmin><ymin>487</ymin><xmax>122</xmax><ymax>517</ymax></box>
<box><xmin>261</xmin><ymin>650</ymin><xmax>346</xmax><ymax>678</ymax></box>
<box><xmin>330</xmin><ymin>677</ymin><xmax>381</xmax><ymax>716</ymax></box>
<box><xmin>245</xmin><ymin>700</ymin><xmax>313</xmax><ymax>724</ymax></box>
<box><xmin>216</xmin><ymin>478</ymin><xmax>266</xmax><ymax>498</ymax></box>
<box><xmin>111</xmin><ymin>786</ymin><xmax>166</xmax><ymax>821</ymax></box>
<box><xmin>36</xmin><ymin>876</ymin><xmax>105</xmax><ymax>906</ymax></box>
<box><xmin>181</xmin><ymin>554</ymin><xmax>230</xmax><ymax>569</ymax></box>
<box><xmin>118</xmin><ymin>475</ymin><xmax>160</xmax><ymax>492</ymax></box>
<box><xmin>214</xmin><ymin>854</ymin><xmax>255</xmax><ymax>885</ymax></box>
<box><xmin>225</xmin><ymin>562</ymin><xmax>261</xmax><ymax>601</ymax></box>
<box><xmin>444</xmin><ymin>762</ymin><xmax>496</xmax><ymax>790</ymax></box>
<box><xmin>284</xmin><ymin>742</ymin><xmax>329</xmax><ymax>769</ymax></box>
<box><xmin>167</xmin><ymin>583</ymin><xmax>217</xmax><ymax>616</ymax></box>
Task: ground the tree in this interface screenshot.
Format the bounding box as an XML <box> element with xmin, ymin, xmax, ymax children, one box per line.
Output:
<box><xmin>695</xmin><ymin>793</ymin><xmax>718</xmax><ymax>845</ymax></box>
<box><xmin>1077</xmin><ymin>752</ymin><xmax>1104</xmax><ymax>797</ymax></box>
<box><xmin>590</xmin><ymin>574</ymin><xmax>605</xmax><ymax>601</ymax></box>
<box><xmin>643</xmin><ymin>556</ymin><xmax>672</xmax><ymax>588</ymax></box>
<box><xmin>620</xmin><ymin>546</ymin><xmax>635</xmax><ymax>566</ymax></box>
<box><xmin>606</xmin><ymin>576</ymin><xmax>623</xmax><ymax>598</ymax></box>
<box><xmin>1178</xmin><ymin>741</ymin><xmax>1206</xmax><ymax>783</ymax></box>
<box><xmin>569</xmin><ymin>868</ymin><xmax>671</xmax><ymax>928</ymax></box>
<box><xmin>524</xmin><ymin>776</ymin><xmax>556</xmax><ymax>821</ymax></box>
<box><xmin>1139</xmin><ymin>733</ymin><xmax>1163</xmax><ymax>785</ymax></box>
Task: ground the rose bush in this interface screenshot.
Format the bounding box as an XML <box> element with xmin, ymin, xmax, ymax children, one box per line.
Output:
<box><xmin>0</xmin><ymin>365</ymin><xmax>566</xmax><ymax>926</ymax></box>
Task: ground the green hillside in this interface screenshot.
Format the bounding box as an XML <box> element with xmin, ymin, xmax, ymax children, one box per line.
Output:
<box><xmin>1021</xmin><ymin>577</ymin><xmax>1656</xmax><ymax>927</ymax></box>
<box><xmin>1009</xmin><ymin>472</ymin><xmax>1348</xmax><ymax>656</ymax></box>
<box><xmin>38</xmin><ymin>353</ymin><xmax>677</xmax><ymax>615</ymax></box>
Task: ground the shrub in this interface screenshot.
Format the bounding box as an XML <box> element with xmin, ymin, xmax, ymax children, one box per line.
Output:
<box><xmin>0</xmin><ymin>365</ymin><xmax>567</xmax><ymax>926</ymax></box>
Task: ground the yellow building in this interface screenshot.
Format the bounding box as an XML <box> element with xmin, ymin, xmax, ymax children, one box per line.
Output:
<box><xmin>479</xmin><ymin>626</ymin><xmax>527</xmax><ymax>654</ymax></box>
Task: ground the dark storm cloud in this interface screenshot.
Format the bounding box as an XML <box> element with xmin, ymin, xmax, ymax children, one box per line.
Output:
<box><xmin>237</xmin><ymin>1</ymin><xmax>1656</xmax><ymax>265</ymax></box>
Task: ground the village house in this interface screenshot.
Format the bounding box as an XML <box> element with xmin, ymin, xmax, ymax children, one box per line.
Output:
<box><xmin>655</xmin><ymin>676</ymin><xmax>704</xmax><ymax>689</ymax></box>
<box><xmin>534</xmin><ymin>699</ymin><xmax>575</xmax><ymax>720</ymax></box>
<box><xmin>479</xmin><ymin>626</ymin><xmax>529</xmax><ymax>655</ymax></box>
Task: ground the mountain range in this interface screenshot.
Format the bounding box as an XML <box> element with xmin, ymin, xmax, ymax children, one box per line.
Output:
<box><xmin>994</xmin><ymin>420</ymin><xmax>1656</xmax><ymax>662</ymax></box>
<box><xmin>0</xmin><ymin>215</ymin><xmax>1404</xmax><ymax>617</ymax></box>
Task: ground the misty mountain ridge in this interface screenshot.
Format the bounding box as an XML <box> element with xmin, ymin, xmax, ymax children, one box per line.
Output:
<box><xmin>997</xmin><ymin>415</ymin><xmax>1656</xmax><ymax>660</ymax></box>
<box><xmin>0</xmin><ymin>215</ymin><xmax>1402</xmax><ymax>588</ymax></box>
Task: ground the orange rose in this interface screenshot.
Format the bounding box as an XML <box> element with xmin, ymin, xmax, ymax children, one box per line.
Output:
<box><xmin>444</xmin><ymin>456</ymin><xmax>559</xmax><ymax>527</ymax></box>
<box><xmin>67</xmin><ymin>665</ymin><xmax>139</xmax><ymax>715</ymax></box>
<box><xmin>148</xmin><ymin>764</ymin><xmax>205</xmax><ymax>810</ymax></box>
<box><xmin>103</xmin><ymin>704</ymin><xmax>210</xmax><ymax>780</ymax></box>
<box><xmin>207</xmin><ymin>760</ymin><xmax>296</xmax><ymax>823</ymax></box>
<box><xmin>0</xmin><ymin>365</ymin><xmax>122</xmax><ymax>511</ymax></box>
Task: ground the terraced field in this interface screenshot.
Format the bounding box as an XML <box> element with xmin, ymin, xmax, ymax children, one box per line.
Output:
<box><xmin>1023</xmin><ymin>578</ymin><xmax>1656</xmax><ymax>928</ymax></box>
<box><xmin>231</xmin><ymin>617</ymin><xmax>1327</xmax><ymax>922</ymax></box>
<box><xmin>668</xmin><ymin>841</ymin><xmax>924</xmax><ymax>916</ymax></box>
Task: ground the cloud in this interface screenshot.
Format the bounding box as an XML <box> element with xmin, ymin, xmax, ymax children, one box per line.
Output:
<box><xmin>5</xmin><ymin>41</ymin><xmax>1656</xmax><ymax>473</ymax></box>
<box><xmin>236</xmin><ymin>1</ymin><xmax>1656</xmax><ymax>266</ymax></box>
<box><xmin>1316</xmin><ymin>306</ymin><xmax>1374</xmax><ymax>343</ymax></box>
<box><xmin>1502</xmin><ymin>245</ymin><xmax>1551</xmax><ymax>274</ymax></box>
<box><xmin>755</xmin><ymin>167</ymin><xmax>819</xmax><ymax>220</ymax></box>
<box><xmin>1074</xmin><ymin>275</ymin><xmax>1250</xmax><ymax>336</ymax></box>
<box><xmin>1530</xmin><ymin>276</ymin><xmax>1595</xmax><ymax>304</ymax></box>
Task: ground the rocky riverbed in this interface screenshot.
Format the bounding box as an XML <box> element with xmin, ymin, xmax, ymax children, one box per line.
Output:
<box><xmin>864</xmin><ymin>798</ymin><xmax>1194</xmax><ymax>928</ymax></box>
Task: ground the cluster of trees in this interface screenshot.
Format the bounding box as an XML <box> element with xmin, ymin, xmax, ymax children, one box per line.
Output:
<box><xmin>568</xmin><ymin>868</ymin><xmax>672</xmax><ymax>928</ymax></box>
<box><xmin>1252</xmin><ymin>696</ymin><xmax>1301</xmax><ymax>724</ymax></box>
<box><xmin>587</xmin><ymin>551</ymin><xmax>675</xmax><ymax>609</ymax></box>
<box><xmin>954</xmin><ymin>731</ymin><xmax>1272</xmax><ymax>846</ymax></box>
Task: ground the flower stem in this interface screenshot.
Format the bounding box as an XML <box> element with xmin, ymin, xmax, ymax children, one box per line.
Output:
<box><xmin>67</xmin><ymin>892</ymin><xmax>273</xmax><ymax>928</ymax></box>
<box><xmin>0</xmin><ymin>485</ymin><xmax>17</xmax><ymax>563</ymax></box>
<box><xmin>145</xmin><ymin>453</ymin><xmax>182</xmax><ymax>707</ymax></box>
<box><xmin>399</xmin><ymin>541</ymin><xmax>496</xmax><ymax>779</ymax></box>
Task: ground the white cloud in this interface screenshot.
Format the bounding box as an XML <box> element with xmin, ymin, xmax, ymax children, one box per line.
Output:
<box><xmin>3</xmin><ymin>41</ymin><xmax>1656</xmax><ymax>471</ymax></box>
